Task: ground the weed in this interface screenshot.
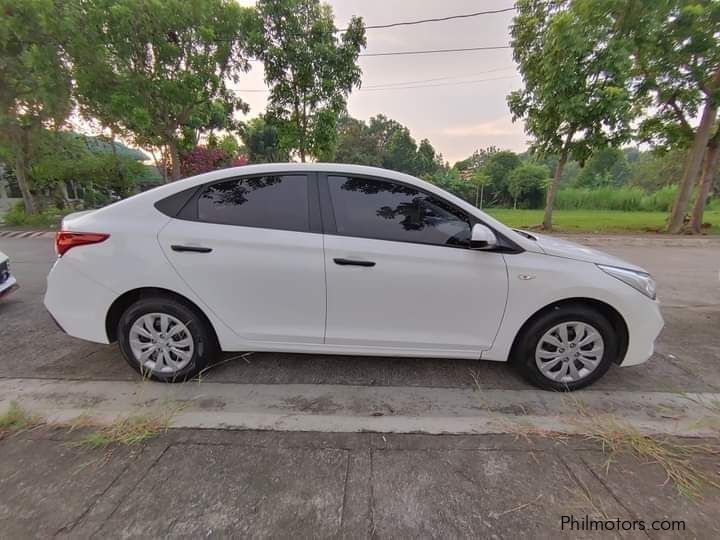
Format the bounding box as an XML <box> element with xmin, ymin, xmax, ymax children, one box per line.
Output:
<box><xmin>75</xmin><ymin>413</ymin><xmax>171</xmax><ymax>448</ymax></box>
<box><xmin>0</xmin><ymin>402</ymin><xmax>43</xmax><ymax>435</ymax></box>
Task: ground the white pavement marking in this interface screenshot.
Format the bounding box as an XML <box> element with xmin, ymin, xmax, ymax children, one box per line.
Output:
<box><xmin>0</xmin><ymin>230</ymin><xmax>54</xmax><ymax>239</ymax></box>
<box><xmin>1</xmin><ymin>378</ymin><xmax>718</xmax><ymax>437</ymax></box>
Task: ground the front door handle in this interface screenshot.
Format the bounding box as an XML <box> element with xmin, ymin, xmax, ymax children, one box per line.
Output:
<box><xmin>171</xmin><ymin>245</ymin><xmax>213</xmax><ymax>253</ymax></box>
<box><xmin>333</xmin><ymin>258</ymin><xmax>375</xmax><ymax>267</ymax></box>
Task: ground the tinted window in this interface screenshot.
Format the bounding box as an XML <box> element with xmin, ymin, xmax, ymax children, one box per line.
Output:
<box><xmin>197</xmin><ymin>175</ymin><xmax>309</xmax><ymax>232</ymax></box>
<box><xmin>328</xmin><ymin>176</ymin><xmax>471</xmax><ymax>247</ymax></box>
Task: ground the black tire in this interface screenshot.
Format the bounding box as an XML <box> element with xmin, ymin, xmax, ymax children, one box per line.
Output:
<box><xmin>117</xmin><ymin>296</ymin><xmax>217</xmax><ymax>382</ymax></box>
<box><xmin>510</xmin><ymin>303</ymin><xmax>618</xmax><ymax>391</ymax></box>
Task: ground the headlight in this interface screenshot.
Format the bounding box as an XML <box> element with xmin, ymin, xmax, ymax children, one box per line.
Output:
<box><xmin>597</xmin><ymin>264</ymin><xmax>657</xmax><ymax>299</ymax></box>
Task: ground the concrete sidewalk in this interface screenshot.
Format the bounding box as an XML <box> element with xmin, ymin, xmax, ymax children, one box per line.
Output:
<box><xmin>1</xmin><ymin>427</ymin><xmax>718</xmax><ymax>538</ymax></box>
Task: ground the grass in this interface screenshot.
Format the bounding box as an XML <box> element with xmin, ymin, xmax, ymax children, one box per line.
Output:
<box><xmin>0</xmin><ymin>401</ymin><xmax>43</xmax><ymax>435</ymax></box>
<box><xmin>75</xmin><ymin>413</ymin><xmax>171</xmax><ymax>448</ymax></box>
<box><xmin>485</xmin><ymin>209</ymin><xmax>720</xmax><ymax>234</ymax></box>
<box><xmin>581</xmin><ymin>416</ymin><xmax>720</xmax><ymax>500</ymax></box>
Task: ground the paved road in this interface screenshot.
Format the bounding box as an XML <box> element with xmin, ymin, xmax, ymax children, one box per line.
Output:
<box><xmin>2</xmin><ymin>235</ymin><xmax>719</xmax><ymax>394</ymax></box>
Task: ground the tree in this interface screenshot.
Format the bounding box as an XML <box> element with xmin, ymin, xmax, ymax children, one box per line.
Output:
<box><xmin>689</xmin><ymin>129</ymin><xmax>720</xmax><ymax>232</ymax></box>
<box><xmin>0</xmin><ymin>0</ymin><xmax>72</xmax><ymax>213</ymax></box>
<box><xmin>70</xmin><ymin>0</ymin><xmax>253</xmax><ymax>181</ymax></box>
<box><xmin>334</xmin><ymin>115</ymin><xmax>382</xmax><ymax>166</ymax></box>
<box><xmin>508</xmin><ymin>0</ymin><xmax>633</xmax><ymax>229</ymax></box>
<box><xmin>415</xmin><ymin>139</ymin><xmax>441</xmax><ymax>177</ymax></box>
<box><xmin>507</xmin><ymin>163</ymin><xmax>550</xmax><ymax>209</ymax></box>
<box><xmin>253</xmin><ymin>0</ymin><xmax>365</xmax><ymax>162</ymax></box>
<box><xmin>240</xmin><ymin>116</ymin><xmax>289</xmax><ymax>163</ymax></box>
<box><xmin>628</xmin><ymin>0</ymin><xmax>720</xmax><ymax>232</ymax></box>
<box><xmin>576</xmin><ymin>147</ymin><xmax>631</xmax><ymax>187</ymax></box>
<box><xmin>469</xmin><ymin>171</ymin><xmax>491</xmax><ymax>209</ymax></box>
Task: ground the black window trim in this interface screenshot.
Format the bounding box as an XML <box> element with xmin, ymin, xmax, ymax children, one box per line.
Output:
<box><xmin>157</xmin><ymin>171</ymin><xmax>322</xmax><ymax>235</ymax></box>
<box><xmin>317</xmin><ymin>172</ymin><xmax>523</xmax><ymax>253</ymax></box>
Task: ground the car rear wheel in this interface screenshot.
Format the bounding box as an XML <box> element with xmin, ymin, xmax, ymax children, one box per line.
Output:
<box><xmin>511</xmin><ymin>304</ymin><xmax>617</xmax><ymax>391</ymax></box>
<box><xmin>117</xmin><ymin>297</ymin><xmax>216</xmax><ymax>382</ymax></box>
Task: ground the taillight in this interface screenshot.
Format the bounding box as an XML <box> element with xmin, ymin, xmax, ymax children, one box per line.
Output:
<box><xmin>55</xmin><ymin>231</ymin><xmax>110</xmax><ymax>257</ymax></box>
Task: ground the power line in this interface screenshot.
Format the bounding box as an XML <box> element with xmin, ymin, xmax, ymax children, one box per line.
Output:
<box><xmin>359</xmin><ymin>74</ymin><xmax>518</xmax><ymax>91</ymax></box>
<box><xmin>359</xmin><ymin>45</ymin><xmax>512</xmax><ymax>57</ymax></box>
<box><xmin>353</xmin><ymin>6</ymin><xmax>516</xmax><ymax>31</ymax></box>
<box><xmin>230</xmin><ymin>73</ymin><xmax>519</xmax><ymax>94</ymax></box>
<box><xmin>361</xmin><ymin>67</ymin><xmax>514</xmax><ymax>88</ymax></box>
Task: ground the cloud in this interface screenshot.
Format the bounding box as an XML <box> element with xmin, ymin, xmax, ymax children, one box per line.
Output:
<box><xmin>442</xmin><ymin>117</ymin><xmax>524</xmax><ymax>137</ymax></box>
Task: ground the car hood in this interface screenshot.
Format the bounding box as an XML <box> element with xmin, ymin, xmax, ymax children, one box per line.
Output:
<box><xmin>0</xmin><ymin>250</ymin><xmax>7</xmax><ymax>265</ymax></box>
<box><xmin>521</xmin><ymin>231</ymin><xmax>647</xmax><ymax>272</ymax></box>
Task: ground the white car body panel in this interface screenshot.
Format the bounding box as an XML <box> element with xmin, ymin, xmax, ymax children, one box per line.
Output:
<box><xmin>323</xmin><ymin>234</ymin><xmax>508</xmax><ymax>353</ymax></box>
<box><xmin>44</xmin><ymin>163</ymin><xmax>664</xmax><ymax>369</ymax></box>
<box><xmin>158</xmin><ymin>219</ymin><xmax>326</xmax><ymax>344</ymax></box>
<box><xmin>0</xmin><ymin>250</ymin><xmax>18</xmax><ymax>298</ymax></box>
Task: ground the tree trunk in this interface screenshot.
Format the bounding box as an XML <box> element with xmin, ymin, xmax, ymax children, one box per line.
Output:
<box><xmin>668</xmin><ymin>67</ymin><xmax>720</xmax><ymax>234</ymax></box>
<box><xmin>14</xmin><ymin>150</ymin><xmax>37</xmax><ymax>215</ymax></box>
<box><xmin>475</xmin><ymin>185</ymin><xmax>480</xmax><ymax>207</ymax></box>
<box><xmin>543</xmin><ymin>132</ymin><xmax>573</xmax><ymax>230</ymax></box>
<box><xmin>689</xmin><ymin>133</ymin><xmax>720</xmax><ymax>234</ymax></box>
<box><xmin>167</xmin><ymin>138</ymin><xmax>181</xmax><ymax>182</ymax></box>
<box><xmin>480</xmin><ymin>184</ymin><xmax>484</xmax><ymax>209</ymax></box>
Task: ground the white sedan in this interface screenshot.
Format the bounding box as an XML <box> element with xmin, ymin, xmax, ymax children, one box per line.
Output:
<box><xmin>44</xmin><ymin>163</ymin><xmax>663</xmax><ymax>390</ymax></box>
<box><xmin>0</xmin><ymin>249</ymin><xmax>18</xmax><ymax>299</ymax></box>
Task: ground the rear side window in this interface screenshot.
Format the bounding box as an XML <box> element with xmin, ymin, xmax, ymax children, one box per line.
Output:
<box><xmin>197</xmin><ymin>175</ymin><xmax>309</xmax><ymax>232</ymax></box>
<box><xmin>328</xmin><ymin>176</ymin><xmax>472</xmax><ymax>247</ymax></box>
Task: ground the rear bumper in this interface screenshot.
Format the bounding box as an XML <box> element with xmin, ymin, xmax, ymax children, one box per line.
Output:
<box><xmin>44</xmin><ymin>259</ymin><xmax>114</xmax><ymax>344</ymax></box>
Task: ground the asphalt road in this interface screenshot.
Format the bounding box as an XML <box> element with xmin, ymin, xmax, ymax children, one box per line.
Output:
<box><xmin>1</xmin><ymin>235</ymin><xmax>720</xmax><ymax>393</ymax></box>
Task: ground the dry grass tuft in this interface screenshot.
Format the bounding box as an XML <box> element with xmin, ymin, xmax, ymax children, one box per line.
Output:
<box><xmin>579</xmin><ymin>416</ymin><xmax>720</xmax><ymax>500</ymax></box>
<box><xmin>75</xmin><ymin>413</ymin><xmax>171</xmax><ymax>448</ymax></box>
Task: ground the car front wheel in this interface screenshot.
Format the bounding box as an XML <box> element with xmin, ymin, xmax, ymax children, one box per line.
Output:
<box><xmin>117</xmin><ymin>297</ymin><xmax>216</xmax><ymax>382</ymax></box>
<box><xmin>511</xmin><ymin>304</ymin><xmax>617</xmax><ymax>391</ymax></box>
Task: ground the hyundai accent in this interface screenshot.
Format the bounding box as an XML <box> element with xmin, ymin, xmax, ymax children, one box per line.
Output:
<box><xmin>44</xmin><ymin>163</ymin><xmax>663</xmax><ymax>390</ymax></box>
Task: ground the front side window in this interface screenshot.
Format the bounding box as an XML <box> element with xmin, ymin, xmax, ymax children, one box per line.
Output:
<box><xmin>197</xmin><ymin>175</ymin><xmax>309</xmax><ymax>232</ymax></box>
<box><xmin>328</xmin><ymin>176</ymin><xmax>471</xmax><ymax>247</ymax></box>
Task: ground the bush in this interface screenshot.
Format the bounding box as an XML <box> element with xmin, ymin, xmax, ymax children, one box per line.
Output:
<box><xmin>554</xmin><ymin>185</ymin><xmax>685</xmax><ymax>212</ymax></box>
<box><xmin>4</xmin><ymin>201</ymin><xmax>66</xmax><ymax>228</ymax></box>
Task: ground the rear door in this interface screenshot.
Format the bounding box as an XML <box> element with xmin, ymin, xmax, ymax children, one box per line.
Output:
<box><xmin>158</xmin><ymin>173</ymin><xmax>326</xmax><ymax>344</ymax></box>
<box><xmin>320</xmin><ymin>174</ymin><xmax>509</xmax><ymax>354</ymax></box>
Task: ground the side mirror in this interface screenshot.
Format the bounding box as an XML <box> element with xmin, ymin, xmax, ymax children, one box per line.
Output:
<box><xmin>470</xmin><ymin>223</ymin><xmax>498</xmax><ymax>250</ymax></box>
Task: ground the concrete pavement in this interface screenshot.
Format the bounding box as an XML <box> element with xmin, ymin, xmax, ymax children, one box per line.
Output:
<box><xmin>1</xmin><ymin>427</ymin><xmax>718</xmax><ymax>538</ymax></box>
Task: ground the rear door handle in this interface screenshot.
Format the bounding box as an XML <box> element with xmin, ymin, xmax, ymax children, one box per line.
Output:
<box><xmin>171</xmin><ymin>245</ymin><xmax>212</xmax><ymax>253</ymax></box>
<box><xmin>333</xmin><ymin>258</ymin><xmax>375</xmax><ymax>267</ymax></box>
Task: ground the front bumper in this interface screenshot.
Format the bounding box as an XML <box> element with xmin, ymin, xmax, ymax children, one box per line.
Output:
<box><xmin>0</xmin><ymin>275</ymin><xmax>18</xmax><ymax>299</ymax></box>
<box><xmin>620</xmin><ymin>296</ymin><xmax>664</xmax><ymax>367</ymax></box>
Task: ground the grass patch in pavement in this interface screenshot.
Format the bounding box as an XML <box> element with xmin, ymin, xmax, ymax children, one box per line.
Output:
<box><xmin>485</xmin><ymin>209</ymin><xmax>720</xmax><ymax>234</ymax></box>
<box><xmin>0</xmin><ymin>401</ymin><xmax>43</xmax><ymax>436</ymax></box>
<box><xmin>75</xmin><ymin>414</ymin><xmax>171</xmax><ymax>448</ymax></box>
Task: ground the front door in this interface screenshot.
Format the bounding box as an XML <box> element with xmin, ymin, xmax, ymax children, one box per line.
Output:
<box><xmin>321</xmin><ymin>174</ymin><xmax>509</xmax><ymax>354</ymax></box>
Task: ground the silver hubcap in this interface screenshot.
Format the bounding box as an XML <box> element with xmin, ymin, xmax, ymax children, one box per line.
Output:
<box><xmin>129</xmin><ymin>313</ymin><xmax>194</xmax><ymax>374</ymax></box>
<box><xmin>535</xmin><ymin>321</ymin><xmax>604</xmax><ymax>383</ymax></box>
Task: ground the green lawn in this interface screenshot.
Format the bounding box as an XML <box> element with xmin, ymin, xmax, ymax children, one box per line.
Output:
<box><xmin>484</xmin><ymin>209</ymin><xmax>720</xmax><ymax>234</ymax></box>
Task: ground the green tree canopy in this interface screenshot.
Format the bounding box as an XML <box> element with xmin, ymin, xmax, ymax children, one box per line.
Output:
<box><xmin>0</xmin><ymin>0</ymin><xmax>73</xmax><ymax>213</ymax></box>
<box><xmin>240</xmin><ymin>116</ymin><xmax>289</xmax><ymax>163</ymax></box>
<box><xmin>70</xmin><ymin>0</ymin><xmax>254</xmax><ymax>181</ymax></box>
<box><xmin>508</xmin><ymin>0</ymin><xmax>634</xmax><ymax>229</ymax></box>
<box><xmin>253</xmin><ymin>0</ymin><xmax>366</xmax><ymax>161</ymax></box>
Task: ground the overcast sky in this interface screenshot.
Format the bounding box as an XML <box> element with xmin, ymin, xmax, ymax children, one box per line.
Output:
<box><xmin>236</xmin><ymin>0</ymin><xmax>527</xmax><ymax>164</ymax></box>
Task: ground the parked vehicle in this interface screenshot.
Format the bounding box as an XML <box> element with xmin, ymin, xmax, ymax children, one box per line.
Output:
<box><xmin>44</xmin><ymin>164</ymin><xmax>663</xmax><ymax>390</ymax></box>
<box><xmin>0</xmin><ymin>250</ymin><xmax>18</xmax><ymax>299</ymax></box>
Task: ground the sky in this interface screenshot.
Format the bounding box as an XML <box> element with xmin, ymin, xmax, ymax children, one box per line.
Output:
<box><xmin>235</xmin><ymin>0</ymin><xmax>528</xmax><ymax>164</ymax></box>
